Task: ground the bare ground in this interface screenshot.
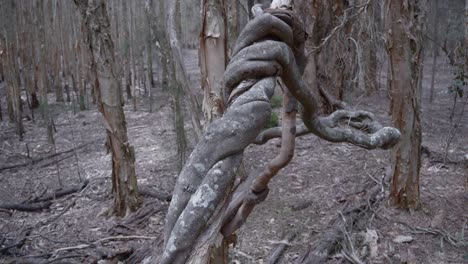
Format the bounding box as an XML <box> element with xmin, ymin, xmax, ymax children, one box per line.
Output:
<box><xmin>0</xmin><ymin>50</ymin><xmax>466</xmax><ymax>264</ymax></box>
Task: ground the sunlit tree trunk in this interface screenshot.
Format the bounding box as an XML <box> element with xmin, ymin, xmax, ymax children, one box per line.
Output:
<box><xmin>74</xmin><ymin>0</ymin><xmax>140</xmax><ymax>217</ymax></box>
<box><xmin>386</xmin><ymin>0</ymin><xmax>425</xmax><ymax>209</ymax></box>
<box><xmin>200</xmin><ymin>0</ymin><xmax>227</xmax><ymax>124</ymax></box>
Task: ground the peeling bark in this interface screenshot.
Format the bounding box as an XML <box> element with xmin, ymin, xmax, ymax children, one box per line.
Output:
<box><xmin>386</xmin><ymin>0</ymin><xmax>425</xmax><ymax>209</ymax></box>
<box><xmin>200</xmin><ymin>0</ymin><xmax>227</xmax><ymax>124</ymax></box>
<box><xmin>74</xmin><ymin>0</ymin><xmax>140</xmax><ymax>217</ymax></box>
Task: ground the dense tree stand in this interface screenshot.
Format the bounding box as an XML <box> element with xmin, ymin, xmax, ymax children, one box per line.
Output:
<box><xmin>159</xmin><ymin>4</ymin><xmax>400</xmax><ymax>264</ymax></box>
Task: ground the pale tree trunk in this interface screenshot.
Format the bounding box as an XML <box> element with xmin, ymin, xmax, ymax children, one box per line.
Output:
<box><xmin>74</xmin><ymin>0</ymin><xmax>140</xmax><ymax>217</ymax></box>
<box><xmin>386</xmin><ymin>0</ymin><xmax>425</xmax><ymax>209</ymax></box>
<box><xmin>429</xmin><ymin>0</ymin><xmax>439</xmax><ymax>103</ymax></box>
<box><xmin>200</xmin><ymin>0</ymin><xmax>227</xmax><ymax>124</ymax></box>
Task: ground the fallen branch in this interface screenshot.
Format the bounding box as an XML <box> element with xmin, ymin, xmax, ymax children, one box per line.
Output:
<box><xmin>0</xmin><ymin>201</ymin><xmax>52</xmax><ymax>212</ymax></box>
<box><xmin>138</xmin><ymin>186</ymin><xmax>171</xmax><ymax>201</ymax></box>
<box><xmin>0</xmin><ymin>142</ymin><xmax>93</xmax><ymax>172</ymax></box>
<box><xmin>30</xmin><ymin>180</ymin><xmax>89</xmax><ymax>203</ymax></box>
<box><xmin>111</xmin><ymin>203</ymin><xmax>167</xmax><ymax>235</ymax></box>
<box><xmin>266</xmin><ymin>231</ymin><xmax>297</xmax><ymax>264</ymax></box>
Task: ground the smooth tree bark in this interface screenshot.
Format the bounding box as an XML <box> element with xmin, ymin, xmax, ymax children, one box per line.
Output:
<box><xmin>200</xmin><ymin>0</ymin><xmax>228</xmax><ymax>124</ymax></box>
<box><xmin>74</xmin><ymin>0</ymin><xmax>140</xmax><ymax>217</ymax></box>
<box><xmin>386</xmin><ymin>0</ymin><xmax>425</xmax><ymax>209</ymax></box>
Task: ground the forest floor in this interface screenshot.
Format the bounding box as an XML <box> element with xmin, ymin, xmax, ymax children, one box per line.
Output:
<box><xmin>0</xmin><ymin>50</ymin><xmax>467</xmax><ymax>264</ymax></box>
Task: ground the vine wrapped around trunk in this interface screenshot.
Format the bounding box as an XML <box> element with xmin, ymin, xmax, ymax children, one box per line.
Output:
<box><xmin>160</xmin><ymin>5</ymin><xmax>400</xmax><ymax>264</ymax></box>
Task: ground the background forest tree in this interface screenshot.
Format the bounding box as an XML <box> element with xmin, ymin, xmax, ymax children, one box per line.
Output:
<box><xmin>0</xmin><ymin>0</ymin><xmax>466</xmax><ymax>263</ymax></box>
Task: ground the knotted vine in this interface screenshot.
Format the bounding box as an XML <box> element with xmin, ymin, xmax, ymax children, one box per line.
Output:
<box><xmin>160</xmin><ymin>6</ymin><xmax>400</xmax><ymax>264</ymax></box>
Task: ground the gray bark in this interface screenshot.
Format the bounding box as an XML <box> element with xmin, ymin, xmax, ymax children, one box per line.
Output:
<box><xmin>386</xmin><ymin>0</ymin><xmax>425</xmax><ymax>209</ymax></box>
<box><xmin>74</xmin><ymin>0</ymin><xmax>140</xmax><ymax>216</ymax></box>
<box><xmin>160</xmin><ymin>6</ymin><xmax>400</xmax><ymax>264</ymax></box>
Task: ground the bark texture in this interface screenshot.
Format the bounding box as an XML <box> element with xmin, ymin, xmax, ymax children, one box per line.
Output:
<box><xmin>200</xmin><ymin>0</ymin><xmax>228</xmax><ymax>124</ymax></box>
<box><xmin>386</xmin><ymin>0</ymin><xmax>425</xmax><ymax>209</ymax></box>
<box><xmin>74</xmin><ymin>0</ymin><xmax>140</xmax><ymax>216</ymax></box>
<box><xmin>159</xmin><ymin>5</ymin><xmax>400</xmax><ymax>264</ymax></box>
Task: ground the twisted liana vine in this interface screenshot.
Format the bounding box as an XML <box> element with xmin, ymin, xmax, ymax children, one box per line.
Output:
<box><xmin>160</xmin><ymin>6</ymin><xmax>400</xmax><ymax>264</ymax></box>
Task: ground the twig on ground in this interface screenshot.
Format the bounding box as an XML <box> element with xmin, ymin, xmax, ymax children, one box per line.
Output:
<box><xmin>54</xmin><ymin>235</ymin><xmax>158</xmax><ymax>254</ymax></box>
<box><xmin>266</xmin><ymin>231</ymin><xmax>297</xmax><ymax>264</ymax></box>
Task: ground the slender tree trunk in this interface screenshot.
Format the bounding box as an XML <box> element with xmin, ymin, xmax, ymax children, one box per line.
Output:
<box><xmin>128</xmin><ymin>0</ymin><xmax>137</xmax><ymax>111</ymax></box>
<box><xmin>74</xmin><ymin>0</ymin><xmax>140</xmax><ymax>217</ymax></box>
<box><xmin>356</xmin><ymin>0</ymin><xmax>377</xmax><ymax>94</ymax></box>
<box><xmin>144</xmin><ymin>0</ymin><xmax>155</xmax><ymax>97</ymax></box>
<box><xmin>200</xmin><ymin>0</ymin><xmax>227</xmax><ymax>124</ymax></box>
<box><xmin>386</xmin><ymin>0</ymin><xmax>425</xmax><ymax>209</ymax></box>
<box><xmin>159</xmin><ymin>0</ymin><xmax>188</xmax><ymax>172</ymax></box>
<box><xmin>464</xmin><ymin>0</ymin><xmax>467</xmax><ymax>189</ymax></box>
<box><xmin>57</xmin><ymin>0</ymin><xmax>71</xmax><ymax>103</ymax></box>
<box><xmin>429</xmin><ymin>0</ymin><xmax>439</xmax><ymax>103</ymax></box>
<box><xmin>2</xmin><ymin>24</ymin><xmax>24</xmax><ymax>140</ymax></box>
<box><xmin>121</xmin><ymin>0</ymin><xmax>133</xmax><ymax>100</ymax></box>
<box><xmin>166</xmin><ymin>0</ymin><xmax>204</xmax><ymax>139</ymax></box>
